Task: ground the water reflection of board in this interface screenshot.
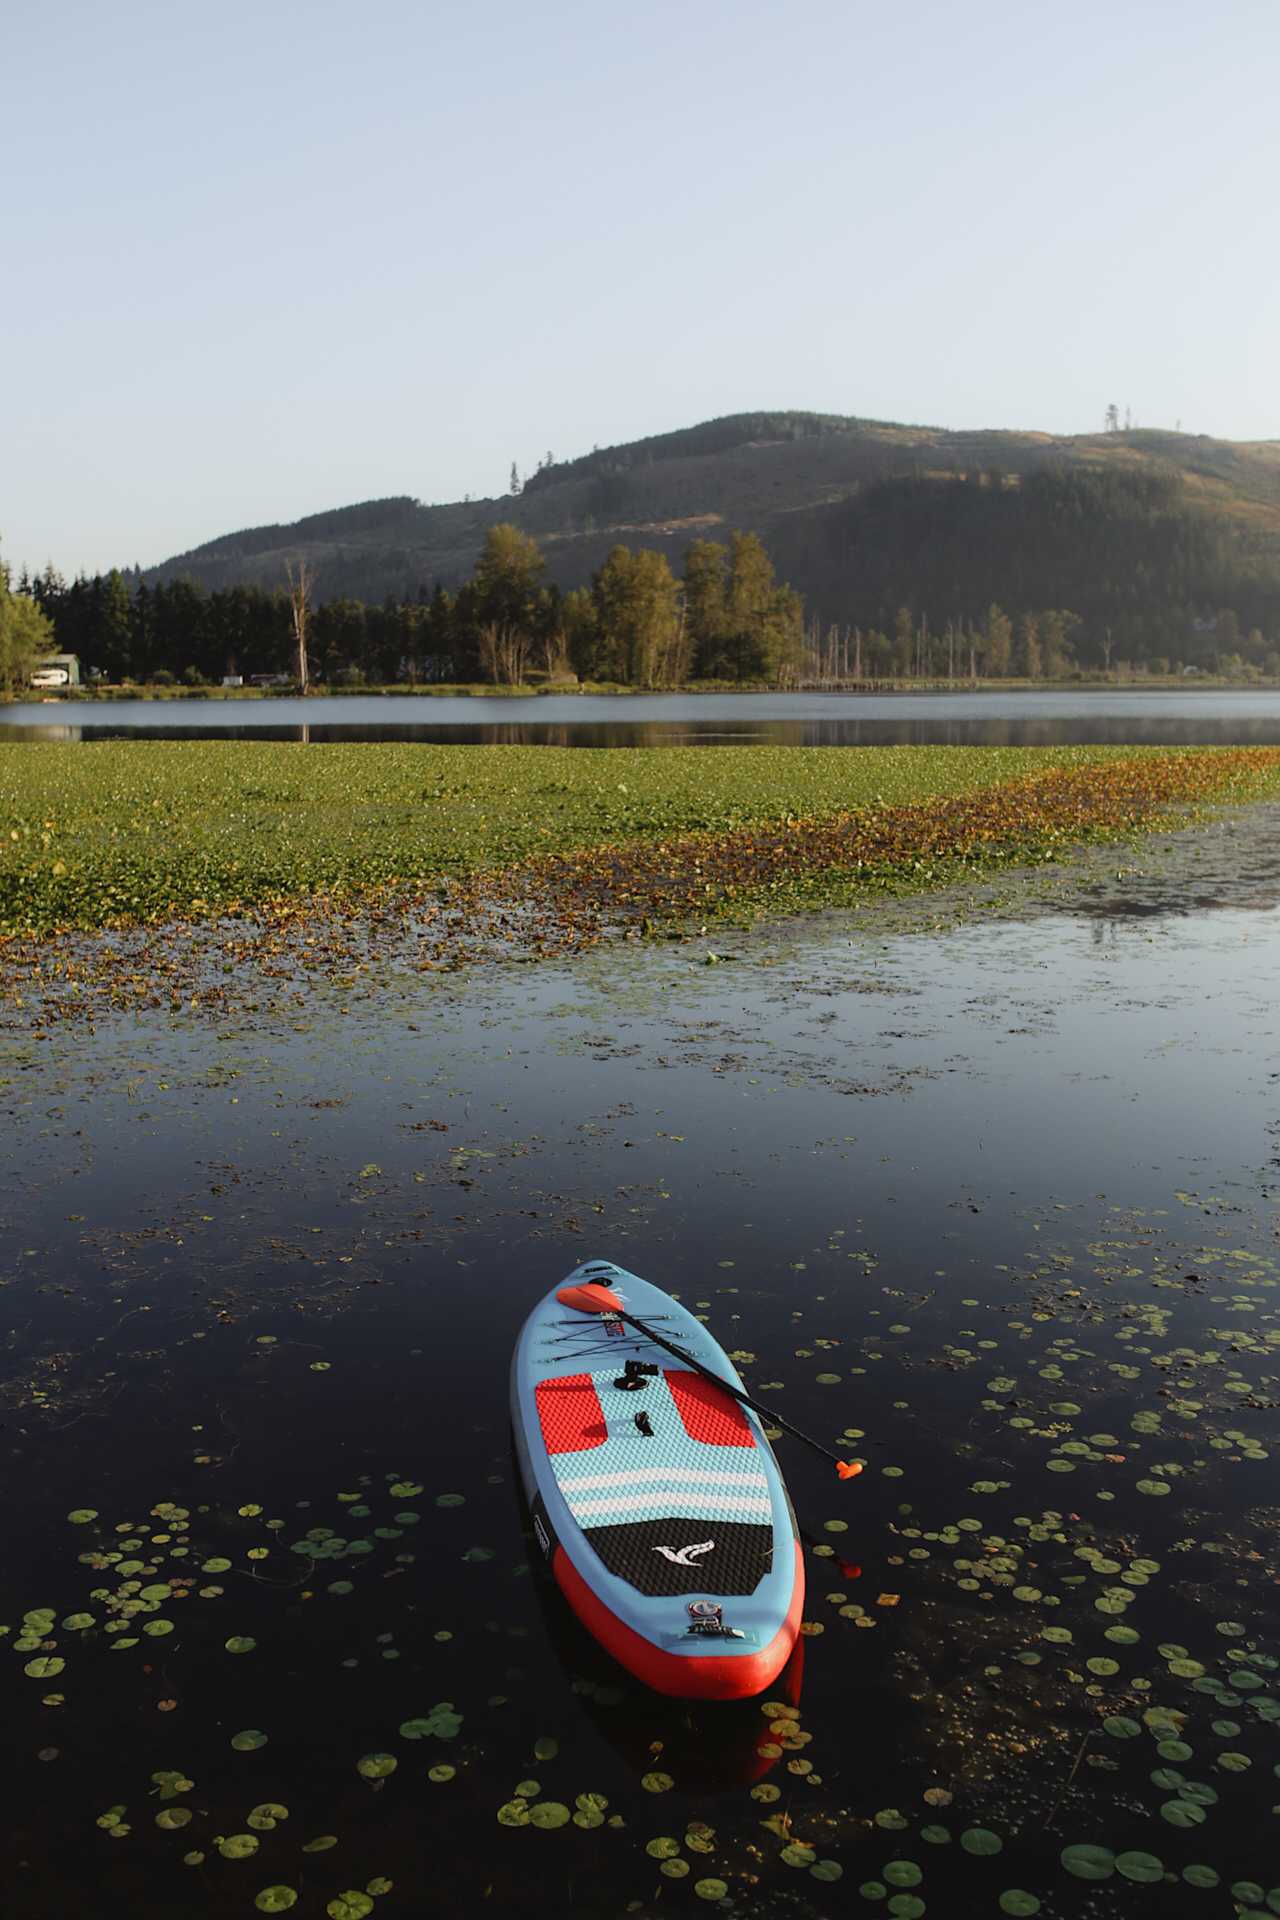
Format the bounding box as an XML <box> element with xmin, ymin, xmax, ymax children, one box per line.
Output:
<box><xmin>511</xmin><ymin>1260</ymin><xmax>803</xmax><ymax>1699</ymax></box>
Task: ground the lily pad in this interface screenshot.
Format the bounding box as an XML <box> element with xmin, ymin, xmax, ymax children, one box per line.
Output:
<box><xmin>1116</xmin><ymin>1851</ymin><xmax>1164</xmax><ymax>1883</ymax></box>
<box><xmin>1061</xmin><ymin>1844</ymin><xmax>1114</xmax><ymax>1881</ymax></box>
<box><xmin>231</xmin><ymin>1730</ymin><xmax>269</xmax><ymax>1751</ymax></box>
<box><xmin>218</xmin><ymin>1834</ymin><xmax>261</xmax><ymax>1860</ymax></box>
<box><xmin>356</xmin><ymin>1753</ymin><xmax>397</xmax><ymax>1779</ymax></box>
<box><xmin>255</xmin><ymin>1893</ymin><xmax>298</xmax><ymax>1915</ymax></box>
<box><xmin>528</xmin><ymin>1801</ymin><xmax>570</xmax><ymax>1829</ymax></box>
<box><xmin>247</xmin><ymin>1803</ymin><xmax>289</xmax><ymax>1830</ymax></box>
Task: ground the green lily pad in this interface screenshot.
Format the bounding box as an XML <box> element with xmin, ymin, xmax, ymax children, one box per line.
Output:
<box><xmin>155</xmin><ymin>1808</ymin><xmax>192</xmax><ymax>1830</ymax></box>
<box><xmin>428</xmin><ymin>1765</ymin><xmax>455</xmax><ymax>1783</ymax></box>
<box><xmin>24</xmin><ymin>1657</ymin><xmax>65</xmax><ymax>1679</ymax></box>
<box><xmin>884</xmin><ymin>1861</ymin><xmax>922</xmax><ymax>1887</ymax></box>
<box><xmin>224</xmin><ymin>1636</ymin><xmax>256</xmax><ymax>1654</ymax></box>
<box><xmin>1182</xmin><ymin>1864</ymin><xmax>1219</xmax><ymax>1888</ymax></box>
<box><xmin>67</xmin><ymin>1509</ymin><xmax>99</xmax><ymax>1524</ymax></box>
<box><xmin>255</xmin><ymin>1892</ymin><xmax>298</xmax><ymax>1914</ymax></box>
<box><xmin>356</xmin><ymin>1753</ymin><xmax>397</xmax><ymax>1779</ymax></box>
<box><xmin>999</xmin><ymin>1896</ymin><xmax>1041</xmax><ymax>1917</ymax></box>
<box><xmin>694</xmin><ymin>1882</ymin><xmax>728</xmax><ymax>1903</ymax></box>
<box><xmin>1061</xmin><ymin>1844</ymin><xmax>1115</xmax><ymax>1880</ymax></box>
<box><xmin>218</xmin><ymin>1834</ymin><xmax>261</xmax><ymax>1859</ymax></box>
<box><xmin>302</xmin><ymin>1836</ymin><xmax>339</xmax><ymax>1852</ymax></box>
<box><xmin>810</xmin><ymin>1861</ymin><xmax>844</xmax><ymax>1882</ymax></box>
<box><xmin>1116</xmin><ymin>1851</ymin><xmax>1164</xmax><ymax>1883</ymax></box>
<box><xmin>326</xmin><ymin>1896</ymin><xmax>374</xmax><ymax>1920</ymax></box>
<box><xmin>529</xmin><ymin>1802</ymin><xmax>570</xmax><ymax>1829</ymax></box>
<box><xmin>247</xmin><ymin>1803</ymin><xmax>289</xmax><ymax>1830</ymax></box>
<box><xmin>1160</xmin><ymin>1799</ymin><xmax>1205</xmax><ymax>1827</ymax></box>
<box><xmin>646</xmin><ymin>1837</ymin><xmax>681</xmax><ymax>1859</ymax></box>
<box><xmin>231</xmin><ymin>1730</ymin><xmax>268</xmax><ymax>1751</ymax></box>
<box><xmin>960</xmin><ymin>1828</ymin><xmax>1003</xmax><ymax>1856</ymax></box>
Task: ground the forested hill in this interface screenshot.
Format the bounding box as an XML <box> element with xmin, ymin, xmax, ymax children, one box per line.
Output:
<box><xmin>145</xmin><ymin>410</ymin><xmax>1280</xmax><ymax>643</ymax></box>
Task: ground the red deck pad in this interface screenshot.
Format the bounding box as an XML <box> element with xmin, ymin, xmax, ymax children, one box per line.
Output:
<box><xmin>554</xmin><ymin>1541</ymin><xmax>804</xmax><ymax>1700</ymax></box>
<box><xmin>667</xmin><ymin>1369</ymin><xmax>755</xmax><ymax>1447</ymax></box>
<box><xmin>536</xmin><ymin>1373</ymin><xmax>608</xmax><ymax>1454</ymax></box>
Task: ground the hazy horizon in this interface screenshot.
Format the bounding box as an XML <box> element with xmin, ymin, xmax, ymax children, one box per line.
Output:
<box><xmin>6</xmin><ymin>0</ymin><xmax>1278</xmax><ymax>576</ymax></box>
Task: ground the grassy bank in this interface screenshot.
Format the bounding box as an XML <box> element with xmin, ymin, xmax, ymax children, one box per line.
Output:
<box><xmin>5</xmin><ymin>742</ymin><xmax>1280</xmax><ymax>940</ymax></box>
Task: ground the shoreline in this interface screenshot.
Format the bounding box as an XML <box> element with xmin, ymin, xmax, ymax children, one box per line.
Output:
<box><xmin>7</xmin><ymin>674</ymin><xmax>1280</xmax><ymax>707</ymax></box>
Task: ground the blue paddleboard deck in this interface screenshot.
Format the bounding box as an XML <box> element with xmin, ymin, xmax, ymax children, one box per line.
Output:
<box><xmin>511</xmin><ymin>1260</ymin><xmax>803</xmax><ymax>1699</ymax></box>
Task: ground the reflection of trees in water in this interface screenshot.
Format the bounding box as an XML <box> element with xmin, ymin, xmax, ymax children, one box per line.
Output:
<box><xmin>11</xmin><ymin>714</ymin><xmax>1280</xmax><ymax>748</ymax></box>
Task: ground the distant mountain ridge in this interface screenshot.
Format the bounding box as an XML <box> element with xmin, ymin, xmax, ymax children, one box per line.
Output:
<box><xmin>146</xmin><ymin>410</ymin><xmax>1280</xmax><ymax>643</ymax></box>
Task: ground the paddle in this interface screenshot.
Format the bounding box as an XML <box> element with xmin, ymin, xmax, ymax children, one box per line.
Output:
<box><xmin>557</xmin><ymin>1280</ymin><xmax>863</xmax><ymax>1481</ymax></box>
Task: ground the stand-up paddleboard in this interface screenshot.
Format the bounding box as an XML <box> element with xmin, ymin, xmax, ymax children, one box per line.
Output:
<box><xmin>511</xmin><ymin>1259</ymin><xmax>804</xmax><ymax>1699</ymax></box>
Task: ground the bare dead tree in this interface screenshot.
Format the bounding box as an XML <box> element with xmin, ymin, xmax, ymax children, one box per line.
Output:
<box><xmin>285</xmin><ymin>558</ymin><xmax>314</xmax><ymax>692</ymax></box>
<box><xmin>478</xmin><ymin>620</ymin><xmax>529</xmax><ymax>686</ymax></box>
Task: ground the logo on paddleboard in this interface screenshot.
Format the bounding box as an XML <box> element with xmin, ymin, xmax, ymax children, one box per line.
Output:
<box><xmin>652</xmin><ymin>1539</ymin><xmax>714</xmax><ymax>1567</ymax></box>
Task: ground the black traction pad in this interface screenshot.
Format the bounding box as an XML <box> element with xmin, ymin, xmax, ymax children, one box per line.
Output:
<box><xmin>582</xmin><ymin>1516</ymin><xmax>775</xmax><ymax>1597</ymax></box>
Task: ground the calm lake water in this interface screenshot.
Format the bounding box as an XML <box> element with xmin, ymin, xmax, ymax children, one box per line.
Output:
<box><xmin>10</xmin><ymin>687</ymin><xmax>1280</xmax><ymax>746</ymax></box>
<box><xmin>5</xmin><ymin>831</ymin><xmax>1280</xmax><ymax>1916</ymax></box>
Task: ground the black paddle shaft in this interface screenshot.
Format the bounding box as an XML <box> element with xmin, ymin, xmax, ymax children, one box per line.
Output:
<box><xmin>613</xmin><ymin>1307</ymin><xmax>852</xmax><ymax>1473</ymax></box>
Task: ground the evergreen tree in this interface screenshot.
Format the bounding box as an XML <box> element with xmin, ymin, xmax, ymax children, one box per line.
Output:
<box><xmin>0</xmin><ymin>559</ymin><xmax>55</xmax><ymax>690</ymax></box>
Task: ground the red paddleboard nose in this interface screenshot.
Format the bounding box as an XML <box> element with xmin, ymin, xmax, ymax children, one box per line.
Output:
<box><xmin>557</xmin><ymin>1282</ymin><xmax>623</xmax><ymax>1313</ymax></box>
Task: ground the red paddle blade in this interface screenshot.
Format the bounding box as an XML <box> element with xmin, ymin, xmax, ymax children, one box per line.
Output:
<box><xmin>557</xmin><ymin>1282</ymin><xmax>624</xmax><ymax>1314</ymax></box>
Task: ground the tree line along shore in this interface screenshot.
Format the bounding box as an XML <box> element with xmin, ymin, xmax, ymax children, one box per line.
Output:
<box><xmin>6</xmin><ymin>496</ymin><xmax>1279</xmax><ymax>696</ymax></box>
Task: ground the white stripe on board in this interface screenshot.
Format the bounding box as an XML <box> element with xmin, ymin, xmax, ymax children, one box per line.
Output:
<box><xmin>559</xmin><ymin>1469</ymin><xmax>769</xmax><ymax>1491</ymax></box>
<box><xmin>567</xmin><ymin>1494</ymin><xmax>775</xmax><ymax>1518</ymax></box>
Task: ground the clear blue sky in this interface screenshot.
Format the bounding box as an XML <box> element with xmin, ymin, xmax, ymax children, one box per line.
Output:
<box><xmin>5</xmin><ymin>0</ymin><xmax>1278</xmax><ymax>576</ymax></box>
